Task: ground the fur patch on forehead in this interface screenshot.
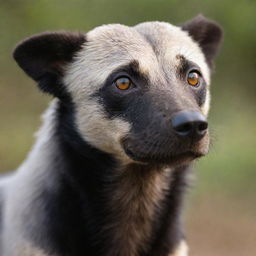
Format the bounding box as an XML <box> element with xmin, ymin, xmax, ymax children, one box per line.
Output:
<box><xmin>64</xmin><ymin>24</ymin><xmax>158</xmax><ymax>97</ymax></box>
<box><xmin>135</xmin><ymin>22</ymin><xmax>210</xmax><ymax>84</ymax></box>
<box><xmin>64</xmin><ymin>22</ymin><xmax>210</xmax><ymax>98</ymax></box>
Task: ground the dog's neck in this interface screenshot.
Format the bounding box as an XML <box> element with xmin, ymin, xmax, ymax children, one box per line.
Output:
<box><xmin>20</xmin><ymin>99</ymin><xmax>189</xmax><ymax>256</ymax></box>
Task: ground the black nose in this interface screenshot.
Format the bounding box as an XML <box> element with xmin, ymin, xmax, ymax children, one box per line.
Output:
<box><xmin>171</xmin><ymin>111</ymin><xmax>208</xmax><ymax>139</ymax></box>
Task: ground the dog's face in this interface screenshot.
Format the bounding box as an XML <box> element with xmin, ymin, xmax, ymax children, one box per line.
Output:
<box><xmin>14</xmin><ymin>15</ymin><xmax>223</xmax><ymax>166</ymax></box>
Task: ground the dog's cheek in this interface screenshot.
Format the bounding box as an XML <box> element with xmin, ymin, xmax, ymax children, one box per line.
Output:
<box><xmin>74</xmin><ymin>99</ymin><xmax>132</xmax><ymax>159</ymax></box>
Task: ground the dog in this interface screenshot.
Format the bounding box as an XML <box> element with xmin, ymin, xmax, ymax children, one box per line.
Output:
<box><xmin>0</xmin><ymin>15</ymin><xmax>222</xmax><ymax>256</ymax></box>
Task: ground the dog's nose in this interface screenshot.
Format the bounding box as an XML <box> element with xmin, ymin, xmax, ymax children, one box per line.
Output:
<box><xmin>171</xmin><ymin>111</ymin><xmax>208</xmax><ymax>139</ymax></box>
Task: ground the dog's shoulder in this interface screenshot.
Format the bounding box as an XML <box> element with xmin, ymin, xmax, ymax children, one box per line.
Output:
<box><xmin>0</xmin><ymin>171</ymin><xmax>56</xmax><ymax>256</ymax></box>
<box><xmin>0</xmin><ymin>173</ymin><xmax>13</xmax><ymax>253</ymax></box>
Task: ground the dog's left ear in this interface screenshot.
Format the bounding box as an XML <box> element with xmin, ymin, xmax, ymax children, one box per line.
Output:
<box><xmin>182</xmin><ymin>15</ymin><xmax>223</xmax><ymax>68</ymax></box>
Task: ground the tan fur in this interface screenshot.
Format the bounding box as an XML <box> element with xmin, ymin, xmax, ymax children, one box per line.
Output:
<box><xmin>74</xmin><ymin>100</ymin><xmax>132</xmax><ymax>163</ymax></box>
<box><xmin>170</xmin><ymin>240</ymin><xmax>188</xmax><ymax>256</ymax></box>
<box><xmin>134</xmin><ymin>22</ymin><xmax>210</xmax><ymax>85</ymax></box>
<box><xmin>102</xmin><ymin>165</ymin><xmax>172</xmax><ymax>256</ymax></box>
<box><xmin>63</xmin><ymin>22</ymin><xmax>211</xmax><ymax>162</ymax></box>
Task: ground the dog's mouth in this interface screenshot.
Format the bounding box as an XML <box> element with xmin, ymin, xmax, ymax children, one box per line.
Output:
<box><xmin>121</xmin><ymin>132</ymin><xmax>209</xmax><ymax>166</ymax></box>
<box><xmin>123</xmin><ymin>144</ymin><xmax>205</xmax><ymax>166</ymax></box>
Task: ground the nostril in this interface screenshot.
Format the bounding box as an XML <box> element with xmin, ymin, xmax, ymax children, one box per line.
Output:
<box><xmin>197</xmin><ymin>121</ymin><xmax>208</xmax><ymax>133</ymax></box>
<box><xmin>175</xmin><ymin>123</ymin><xmax>192</xmax><ymax>135</ymax></box>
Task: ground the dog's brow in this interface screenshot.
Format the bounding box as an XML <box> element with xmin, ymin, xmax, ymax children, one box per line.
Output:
<box><xmin>176</xmin><ymin>54</ymin><xmax>201</xmax><ymax>76</ymax></box>
<box><xmin>108</xmin><ymin>60</ymin><xmax>149</xmax><ymax>83</ymax></box>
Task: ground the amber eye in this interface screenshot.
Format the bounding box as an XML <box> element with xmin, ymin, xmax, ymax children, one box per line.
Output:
<box><xmin>187</xmin><ymin>71</ymin><xmax>200</xmax><ymax>87</ymax></box>
<box><xmin>115</xmin><ymin>77</ymin><xmax>132</xmax><ymax>90</ymax></box>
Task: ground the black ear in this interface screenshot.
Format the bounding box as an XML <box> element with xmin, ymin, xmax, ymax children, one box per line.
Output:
<box><xmin>13</xmin><ymin>31</ymin><xmax>86</xmax><ymax>97</ymax></box>
<box><xmin>182</xmin><ymin>15</ymin><xmax>223</xmax><ymax>68</ymax></box>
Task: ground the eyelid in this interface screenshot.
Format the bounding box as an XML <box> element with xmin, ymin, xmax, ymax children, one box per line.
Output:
<box><xmin>114</xmin><ymin>75</ymin><xmax>130</xmax><ymax>82</ymax></box>
<box><xmin>112</xmin><ymin>73</ymin><xmax>134</xmax><ymax>84</ymax></box>
<box><xmin>188</xmin><ymin>68</ymin><xmax>202</xmax><ymax>76</ymax></box>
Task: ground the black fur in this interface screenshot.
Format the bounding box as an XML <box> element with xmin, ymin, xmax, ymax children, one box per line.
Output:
<box><xmin>177</xmin><ymin>54</ymin><xmax>207</xmax><ymax>106</ymax></box>
<box><xmin>147</xmin><ymin>165</ymin><xmax>190</xmax><ymax>256</ymax></box>
<box><xmin>99</xmin><ymin>59</ymin><xmax>207</xmax><ymax>164</ymax></box>
<box><xmin>7</xmin><ymin>17</ymin><xmax>223</xmax><ymax>256</ymax></box>
<box><xmin>182</xmin><ymin>14</ymin><xmax>223</xmax><ymax>68</ymax></box>
<box><xmin>13</xmin><ymin>31</ymin><xmax>86</xmax><ymax>98</ymax></box>
<box><xmin>97</xmin><ymin>60</ymin><xmax>149</xmax><ymax>117</ymax></box>
<box><xmin>31</xmin><ymin>98</ymin><xmax>119</xmax><ymax>255</ymax></box>
<box><xmin>25</xmin><ymin>97</ymin><xmax>188</xmax><ymax>256</ymax></box>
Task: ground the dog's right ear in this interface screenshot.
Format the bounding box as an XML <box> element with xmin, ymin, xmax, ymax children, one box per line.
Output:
<box><xmin>13</xmin><ymin>31</ymin><xmax>86</xmax><ymax>97</ymax></box>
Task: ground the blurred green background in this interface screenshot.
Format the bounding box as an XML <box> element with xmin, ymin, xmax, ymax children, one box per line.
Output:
<box><xmin>0</xmin><ymin>0</ymin><xmax>255</xmax><ymax>255</ymax></box>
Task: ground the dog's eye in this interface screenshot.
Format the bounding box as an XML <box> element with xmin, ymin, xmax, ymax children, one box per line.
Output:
<box><xmin>115</xmin><ymin>77</ymin><xmax>132</xmax><ymax>90</ymax></box>
<box><xmin>187</xmin><ymin>71</ymin><xmax>201</xmax><ymax>87</ymax></box>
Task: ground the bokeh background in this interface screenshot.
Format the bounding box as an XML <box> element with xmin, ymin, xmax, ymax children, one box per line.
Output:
<box><xmin>0</xmin><ymin>0</ymin><xmax>255</xmax><ymax>255</ymax></box>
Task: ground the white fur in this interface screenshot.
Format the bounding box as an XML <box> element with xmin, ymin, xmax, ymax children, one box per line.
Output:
<box><xmin>170</xmin><ymin>240</ymin><xmax>189</xmax><ymax>256</ymax></box>
<box><xmin>201</xmin><ymin>89</ymin><xmax>211</xmax><ymax>116</ymax></box>
<box><xmin>1</xmin><ymin>100</ymin><xmax>60</xmax><ymax>256</ymax></box>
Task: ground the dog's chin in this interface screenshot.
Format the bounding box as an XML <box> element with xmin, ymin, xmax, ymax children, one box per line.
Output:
<box><xmin>123</xmin><ymin>148</ymin><xmax>206</xmax><ymax>167</ymax></box>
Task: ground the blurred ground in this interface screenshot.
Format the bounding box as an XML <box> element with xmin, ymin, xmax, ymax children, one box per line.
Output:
<box><xmin>0</xmin><ymin>0</ymin><xmax>256</xmax><ymax>255</ymax></box>
<box><xmin>187</xmin><ymin>195</ymin><xmax>256</xmax><ymax>256</ymax></box>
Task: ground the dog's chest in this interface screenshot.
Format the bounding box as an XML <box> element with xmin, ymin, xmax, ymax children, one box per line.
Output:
<box><xmin>103</xmin><ymin>167</ymin><xmax>171</xmax><ymax>256</ymax></box>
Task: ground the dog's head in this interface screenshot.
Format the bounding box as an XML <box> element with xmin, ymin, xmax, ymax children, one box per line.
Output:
<box><xmin>13</xmin><ymin>15</ymin><xmax>223</xmax><ymax>166</ymax></box>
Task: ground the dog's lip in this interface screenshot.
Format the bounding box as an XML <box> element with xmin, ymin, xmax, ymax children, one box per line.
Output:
<box><xmin>123</xmin><ymin>146</ymin><xmax>204</xmax><ymax>165</ymax></box>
